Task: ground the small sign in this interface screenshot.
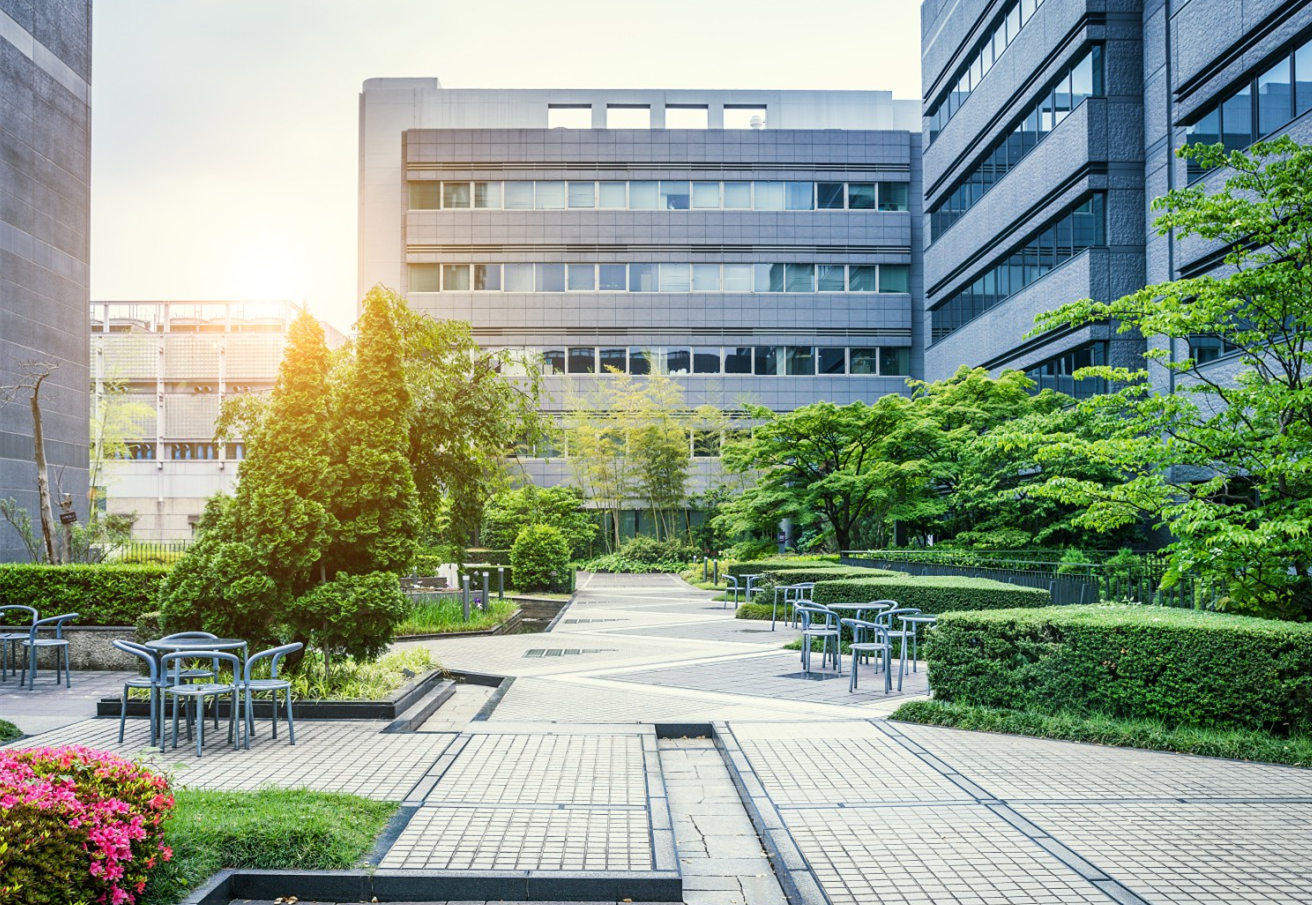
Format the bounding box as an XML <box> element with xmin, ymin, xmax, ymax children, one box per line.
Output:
<box><xmin>59</xmin><ymin>511</ymin><xmax>77</xmax><ymax>525</ymax></box>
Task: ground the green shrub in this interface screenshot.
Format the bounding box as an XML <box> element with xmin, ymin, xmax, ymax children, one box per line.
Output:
<box><xmin>926</xmin><ymin>605</ymin><xmax>1312</xmax><ymax>735</ymax></box>
<box><xmin>757</xmin><ymin>565</ymin><xmax>900</xmax><ymax>585</ymax></box>
<box><xmin>0</xmin><ymin>719</ymin><xmax>18</xmax><ymax>743</ymax></box>
<box><xmin>481</xmin><ymin>486</ymin><xmax>598</xmax><ymax>558</ymax></box>
<box><xmin>0</xmin><ymin>564</ymin><xmax>170</xmax><ymax>626</ymax></box>
<box><xmin>727</xmin><ymin>555</ymin><xmax>839</xmax><ymax>578</ymax></box>
<box><xmin>812</xmin><ymin>575</ymin><xmax>1050</xmax><ymax>613</ymax></box>
<box><xmin>294</xmin><ymin>571</ymin><xmax>410</xmax><ymax>663</ymax></box>
<box><xmin>583</xmin><ymin>535</ymin><xmax>700</xmax><ymax>572</ymax></box>
<box><xmin>464</xmin><ymin>547</ymin><xmax>511</xmax><ymax>565</ymax></box>
<box><xmin>511</xmin><ymin>525</ymin><xmax>571</xmax><ymax>591</ymax></box>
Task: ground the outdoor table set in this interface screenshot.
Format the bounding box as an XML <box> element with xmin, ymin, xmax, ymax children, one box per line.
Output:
<box><xmin>789</xmin><ymin>598</ymin><xmax>937</xmax><ymax>693</ymax></box>
<box><xmin>112</xmin><ymin>633</ymin><xmax>303</xmax><ymax>757</ymax></box>
<box><xmin>0</xmin><ymin>605</ymin><xmax>79</xmax><ymax>689</ymax></box>
<box><xmin>723</xmin><ymin>572</ymin><xmax>763</xmax><ymax>609</ymax></box>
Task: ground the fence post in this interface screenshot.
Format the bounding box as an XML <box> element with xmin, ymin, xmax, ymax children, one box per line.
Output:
<box><xmin>713</xmin><ymin>560</ymin><xmax>719</xmax><ymax>584</ymax></box>
<box><xmin>497</xmin><ymin>566</ymin><xmax>505</xmax><ymax>600</ymax></box>
<box><xmin>481</xmin><ymin>571</ymin><xmax>491</xmax><ymax>612</ymax></box>
<box><xmin>461</xmin><ymin>574</ymin><xmax>471</xmax><ymax>621</ymax></box>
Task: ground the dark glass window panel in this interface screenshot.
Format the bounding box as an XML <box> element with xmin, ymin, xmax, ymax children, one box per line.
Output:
<box><xmin>473</xmin><ymin>264</ymin><xmax>500</xmax><ymax>291</ymax></box>
<box><xmin>443</xmin><ymin>182</ymin><xmax>471</xmax><ymax>208</ymax></box>
<box><xmin>1221</xmin><ymin>85</ymin><xmax>1254</xmax><ymax>151</ymax></box>
<box><xmin>1298</xmin><ymin>40</ymin><xmax>1312</xmax><ymax>118</ymax></box>
<box><xmin>785</xmin><ymin>346</ymin><xmax>815</xmax><ymax>376</ymax></box>
<box><xmin>660</xmin><ymin>181</ymin><xmax>691</xmax><ymax>210</ymax></box>
<box><xmin>599</xmin><ymin>348</ymin><xmax>626</xmax><ymax>373</ymax></box>
<box><xmin>818</xmin><ymin>347</ymin><xmax>846</xmax><ymax>374</ymax></box>
<box><xmin>848</xmin><ymin>265</ymin><xmax>878</xmax><ymax>292</ymax></box>
<box><xmin>598</xmin><ymin>264</ymin><xmax>627</xmax><ymax>290</ymax></box>
<box><xmin>847</xmin><ymin>183</ymin><xmax>876</xmax><ymax>209</ymax></box>
<box><xmin>408</xmin><ymin>182</ymin><xmax>439</xmax><ymax>209</ymax></box>
<box><xmin>784</xmin><ymin>182</ymin><xmax>814</xmax><ymax>210</ymax></box>
<box><xmin>878</xmin><ymin>182</ymin><xmax>909</xmax><ymax>211</ymax></box>
<box><xmin>879</xmin><ymin>265</ymin><xmax>909</xmax><ymax>293</ymax></box>
<box><xmin>880</xmin><ymin>347</ymin><xmax>910</xmax><ymax>376</ymax></box>
<box><xmin>785</xmin><ymin>263</ymin><xmax>815</xmax><ymax>292</ymax></box>
<box><xmin>817</xmin><ymin>183</ymin><xmax>845</xmax><ymax>209</ymax></box>
<box><xmin>568</xmin><ymin>347</ymin><xmax>596</xmax><ymax>373</ymax></box>
<box><xmin>693</xmin><ymin>348</ymin><xmax>721</xmax><ymax>373</ymax></box>
<box><xmin>692</xmin><ymin>430</ymin><xmax>720</xmax><ymax>457</ymax></box>
<box><xmin>628</xmin><ymin>348</ymin><xmax>650</xmax><ymax>375</ymax></box>
<box><xmin>1257</xmin><ymin>55</ymin><xmax>1293</xmax><ymax>136</ymax></box>
<box><xmin>542</xmin><ymin>350</ymin><xmax>566</xmax><ymax>374</ymax></box>
<box><xmin>724</xmin><ymin>347</ymin><xmax>752</xmax><ymax>374</ymax></box>
<box><xmin>628</xmin><ymin>263</ymin><xmax>657</xmax><ymax>292</ymax></box>
<box><xmin>817</xmin><ymin>264</ymin><xmax>846</xmax><ymax>291</ymax></box>
<box><xmin>665</xmin><ymin>348</ymin><xmax>690</xmax><ymax>374</ymax></box>
<box><xmin>755</xmin><ymin>263</ymin><xmax>785</xmax><ymax>292</ymax></box>
<box><xmin>849</xmin><ymin>348</ymin><xmax>878</xmax><ymax>374</ymax></box>
<box><xmin>754</xmin><ymin>346</ymin><xmax>779</xmax><ymax>376</ymax></box>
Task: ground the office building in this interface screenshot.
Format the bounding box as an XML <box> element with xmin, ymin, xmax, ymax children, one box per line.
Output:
<box><xmin>0</xmin><ymin>2</ymin><xmax>92</xmax><ymax>560</ymax></box>
<box><xmin>91</xmin><ymin>301</ymin><xmax>345</xmax><ymax>541</ymax></box>
<box><xmin>920</xmin><ymin>0</ymin><xmax>1312</xmax><ymax>396</ymax></box>
<box><xmin>358</xmin><ymin>80</ymin><xmax>921</xmax><ymax>489</ymax></box>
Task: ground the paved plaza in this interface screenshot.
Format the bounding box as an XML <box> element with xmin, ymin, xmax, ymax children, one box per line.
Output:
<box><xmin>5</xmin><ymin>573</ymin><xmax>1312</xmax><ymax>904</ymax></box>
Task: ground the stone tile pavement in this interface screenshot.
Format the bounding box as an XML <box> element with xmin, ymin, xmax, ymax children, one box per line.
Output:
<box><xmin>0</xmin><ymin>668</ymin><xmax>136</xmax><ymax>735</ymax></box>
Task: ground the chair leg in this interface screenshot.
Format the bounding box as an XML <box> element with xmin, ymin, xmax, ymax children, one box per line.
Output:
<box><xmin>195</xmin><ymin>700</ymin><xmax>204</xmax><ymax>758</ymax></box>
<box><xmin>64</xmin><ymin>646</ymin><xmax>71</xmax><ymax>688</ymax></box>
<box><xmin>285</xmin><ymin>687</ymin><xmax>295</xmax><ymax>745</ymax></box>
<box><xmin>271</xmin><ymin>692</ymin><xmax>279</xmax><ymax>740</ymax></box>
<box><xmin>118</xmin><ymin>687</ymin><xmax>128</xmax><ymax>743</ymax></box>
<box><xmin>245</xmin><ymin>688</ymin><xmax>254</xmax><ymax>750</ymax></box>
<box><xmin>171</xmin><ymin>694</ymin><xmax>180</xmax><ymax>748</ymax></box>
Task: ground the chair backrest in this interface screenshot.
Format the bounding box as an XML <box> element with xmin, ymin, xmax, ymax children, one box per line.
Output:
<box><xmin>0</xmin><ymin>604</ymin><xmax>38</xmax><ymax>628</ymax></box>
<box><xmin>877</xmin><ymin>607</ymin><xmax>921</xmax><ymax>627</ymax></box>
<box><xmin>243</xmin><ymin>642</ymin><xmax>303</xmax><ymax>682</ymax></box>
<box><xmin>160</xmin><ymin>631</ymin><xmax>219</xmax><ymax>641</ymax></box>
<box><xmin>161</xmin><ymin>650</ymin><xmax>241</xmax><ymax>680</ymax></box>
<box><xmin>840</xmin><ymin>617</ymin><xmax>888</xmax><ymax>642</ymax></box>
<box><xmin>112</xmin><ymin>639</ymin><xmax>160</xmax><ymax>681</ymax></box>
<box><xmin>30</xmin><ymin>612</ymin><xmax>78</xmax><ymax>639</ymax></box>
<box><xmin>794</xmin><ymin>601</ymin><xmax>836</xmax><ymax>630</ymax></box>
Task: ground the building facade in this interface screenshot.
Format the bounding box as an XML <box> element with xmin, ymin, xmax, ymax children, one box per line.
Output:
<box><xmin>91</xmin><ymin>301</ymin><xmax>344</xmax><ymax>542</ymax></box>
<box><xmin>0</xmin><ymin>2</ymin><xmax>92</xmax><ymax>560</ymax></box>
<box><xmin>920</xmin><ymin>0</ymin><xmax>1312</xmax><ymax>396</ymax></box>
<box><xmin>358</xmin><ymin>80</ymin><xmax>922</xmax><ymax>489</ymax></box>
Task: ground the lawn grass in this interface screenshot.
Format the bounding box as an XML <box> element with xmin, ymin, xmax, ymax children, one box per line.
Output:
<box><xmin>0</xmin><ymin>718</ymin><xmax>19</xmax><ymax>743</ymax></box>
<box><xmin>396</xmin><ymin>596</ymin><xmax>519</xmax><ymax>636</ymax></box>
<box><xmin>891</xmin><ymin>699</ymin><xmax>1312</xmax><ymax>769</ymax></box>
<box><xmin>142</xmin><ymin>788</ymin><xmax>396</xmax><ymax>905</ymax></box>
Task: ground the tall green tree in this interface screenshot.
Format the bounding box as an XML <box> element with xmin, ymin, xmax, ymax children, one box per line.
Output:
<box><xmin>327</xmin><ymin>286</ymin><xmax>421</xmax><ymax>575</ymax></box>
<box><xmin>1030</xmin><ymin>137</ymin><xmax>1312</xmax><ymax>618</ymax></box>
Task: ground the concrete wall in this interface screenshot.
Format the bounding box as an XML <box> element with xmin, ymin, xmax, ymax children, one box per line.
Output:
<box><xmin>0</xmin><ymin>1</ymin><xmax>91</xmax><ymax>560</ymax></box>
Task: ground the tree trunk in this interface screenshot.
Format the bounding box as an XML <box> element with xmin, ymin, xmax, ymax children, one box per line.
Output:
<box><xmin>30</xmin><ymin>378</ymin><xmax>59</xmax><ymax>564</ymax></box>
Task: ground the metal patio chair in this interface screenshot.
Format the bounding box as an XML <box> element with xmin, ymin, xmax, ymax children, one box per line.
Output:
<box><xmin>841</xmin><ymin>617</ymin><xmax>895</xmax><ymax>693</ymax></box>
<box><xmin>162</xmin><ymin>650</ymin><xmax>243</xmax><ymax>757</ymax></box>
<box><xmin>0</xmin><ymin>604</ymin><xmax>37</xmax><ymax>681</ymax></box>
<box><xmin>240</xmin><ymin>642</ymin><xmax>302</xmax><ymax>748</ymax></box>
<box><xmin>875</xmin><ymin>607</ymin><xmax>921</xmax><ymax>683</ymax></box>
<box><xmin>18</xmin><ymin>612</ymin><xmax>79</xmax><ymax>689</ymax></box>
<box><xmin>112</xmin><ymin>639</ymin><xmax>166</xmax><ymax>747</ymax></box>
<box><xmin>795</xmin><ymin>601</ymin><xmax>841</xmax><ymax>675</ymax></box>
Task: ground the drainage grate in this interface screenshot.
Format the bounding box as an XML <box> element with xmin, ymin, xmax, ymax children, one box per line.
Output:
<box><xmin>563</xmin><ymin>618</ymin><xmax>624</xmax><ymax>624</ymax></box>
<box><xmin>522</xmin><ymin>648</ymin><xmax>616</xmax><ymax>658</ymax></box>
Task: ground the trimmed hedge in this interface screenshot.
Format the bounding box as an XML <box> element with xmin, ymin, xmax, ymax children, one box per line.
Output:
<box><xmin>0</xmin><ymin>564</ymin><xmax>169</xmax><ymax>626</ymax></box>
<box><xmin>727</xmin><ymin>556</ymin><xmax>841</xmax><ymax>578</ymax></box>
<box><xmin>927</xmin><ymin>605</ymin><xmax>1312</xmax><ymax>735</ymax></box>
<box><xmin>811</xmin><ymin>575</ymin><xmax>1051</xmax><ymax>614</ymax></box>
<box><xmin>761</xmin><ymin>566</ymin><xmax>900</xmax><ymax>585</ymax></box>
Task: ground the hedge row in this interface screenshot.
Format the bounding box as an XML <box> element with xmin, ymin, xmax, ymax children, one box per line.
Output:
<box><xmin>0</xmin><ymin>564</ymin><xmax>170</xmax><ymax>626</ymax></box>
<box><xmin>761</xmin><ymin>566</ymin><xmax>901</xmax><ymax>585</ymax></box>
<box><xmin>727</xmin><ymin>556</ymin><xmax>841</xmax><ymax>578</ymax></box>
<box><xmin>812</xmin><ymin>575</ymin><xmax>1051</xmax><ymax>614</ymax></box>
<box><xmin>926</xmin><ymin>605</ymin><xmax>1312</xmax><ymax>735</ymax></box>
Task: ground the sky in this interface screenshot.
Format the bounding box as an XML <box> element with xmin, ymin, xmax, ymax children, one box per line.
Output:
<box><xmin>90</xmin><ymin>0</ymin><xmax>923</xmax><ymax>333</ymax></box>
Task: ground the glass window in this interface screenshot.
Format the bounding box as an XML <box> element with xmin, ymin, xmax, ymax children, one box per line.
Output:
<box><xmin>408</xmin><ymin>263</ymin><xmax>439</xmax><ymax>292</ymax></box>
<box><xmin>724</xmin><ymin>347</ymin><xmax>752</xmax><ymax>374</ymax></box>
<box><xmin>535</xmin><ymin>181</ymin><xmax>566</xmax><ymax>209</ymax></box>
<box><xmin>754</xmin><ymin>346</ymin><xmax>780</xmax><ymax>375</ymax></box>
<box><xmin>691</xmin><ymin>182</ymin><xmax>721</xmax><ymax>209</ymax></box>
<box><xmin>880</xmin><ymin>347</ymin><xmax>910</xmax><ymax>376</ymax></box>
<box><xmin>548</xmin><ymin>105</ymin><xmax>592</xmax><ymax>128</ymax></box>
<box><xmin>629</xmin><ymin>181</ymin><xmax>658</xmax><ymax>209</ymax></box>
<box><xmin>1221</xmin><ymin>85</ymin><xmax>1253</xmax><ymax>151</ymax></box>
<box><xmin>660</xmin><ymin>181</ymin><xmax>691</xmax><ymax>210</ymax></box>
<box><xmin>724</xmin><ymin>105</ymin><xmax>767</xmax><ymax>129</ymax></box>
<box><xmin>665</xmin><ymin>348</ymin><xmax>690</xmax><ymax>374</ymax></box>
<box><xmin>692</xmin><ymin>263</ymin><xmax>720</xmax><ymax>291</ymax></box>
<box><xmin>535</xmin><ymin>263</ymin><xmax>565</xmax><ymax>291</ymax></box>
<box><xmin>785</xmin><ymin>263</ymin><xmax>815</xmax><ymax>292</ymax></box>
<box><xmin>442</xmin><ymin>182</ymin><xmax>471</xmax><ymax>209</ymax></box>
<box><xmin>665</xmin><ymin>105</ymin><xmax>709</xmax><ymax>128</ymax></box>
<box><xmin>1298</xmin><ymin>41</ymin><xmax>1312</xmax><ymax>118</ymax></box>
<box><xmin>848</xmin><ymin>265</ymin><xmax>878</xmax><ymax>292</ymax></box>
<box><xmin>598</xmin><ymin>181</ymin><xmax>627</xmax><ymax>209</ymax></box>
<box><xmin>542</xmin><ymin>349</ymin><xmax>566</xmax><ymax>374</ymax></box>
<box><xmin>1258</xmin><ymin>55</ymin><xmax>1293</xmax><ymax>136</ymax></box>
<box><xmin>755</xmin><ymin>263</ymin><xmax>785</xmax><ymax>292</ymax></box>
<box><xmin>408</xmin><ymin>182</ymin><xmax>439</xmax><ymax>209</ymax></box>
<box><xmin>817</xmin><ymin>182</ymin><xmax>845</xmax><ymax>209</ymax></box>
<box><xmin>785</xmin><ymin>182</ymin><xmax>814</xmax><ymax>210</ymax></box>
<box><xmin>692</xmin><ymin>430</ymin><xmax>720</xmax><ymax>457</ymax></box>
<box><xmin>659</xmin><ymin>263</ymin><xmax>691</xmax><ymax>292</ymax></box>
<box><xmin>1070</xmin><ymin>50</ymin><xmax>1094</xmax><ymax>106</ymax></box>
<box><xmin>817</xmin><ymin>264</ymin><xmax>846</xmax><ymax>291</ymax></box>
<box><xmin>628</xmin><ymin>348</ymin><xmax>651</xmax><ymax>375</ymax></box>
<box><xmin>879</xmin><ymin>264</ymin><xmax>910</xmax><ymax>293</ymax></box>
<box><xmin>693</xmin><ymin>347</ymin><xmax>721</xmax><ymax>373</ymax></box>
<box><xmin>754</xmin><ymin>181</ymin><xmax>785</xmax><ymax>210</ymax></box>
<box><xmin>628</xmin><ymin>263</ymin><xmax>657</xmax><ymax>292</ymax></box>
<box><xmin>722</xmin><ymin>264</ymin><xmax>753</xmax><ymax>292</ymax></box>
<box><xmin>722</xmin><ymin>182</ymin><xmax>752</xmax><ymax>209</ymax></box>
<box><xmin>606</xmin><ymin>105</ymin><xmax>651</xmax><ymax>128</ymax></box>
<box><xmin>599</xmin><ymin>348</ymin><xmax>626</xmax><ymax>373</ymax></box>
<box><xmin>1186</xmin><ymin>107</ymin><xmax>1221</xmax><ymax>181</ymax></box>
<box><xmin>818</xmin><ymin>347</ymin><xmax>846</xmax><ymax>374</ymax></box>
<box><xmin>504</xmin><ymin>182</ymin><xmax>533</xmax><ymax>210</ymax></box>
<box><xmin>785</xmin><ymin>346</ymin><xmax>815</xmax><ymax>376</ymax></box>
<box><xmin>599</xmin><ymin>264</ymin><xmax>627</xmax><ymax>290</ymax></box>
<box><xmin>878</xmin><ymin>182</ymin><xmax>909</xmax><ymax>211</ymax></box>
<box><xmin>849</xmin><ymin>348</ymin><xmax>878</xmax><ymax>374</ymax></box>
<box><xmin>848</xmin><ymin>183</ymin><xmax>876</xmax><ymax>209</ymax></box>
<box><xmin>473</xmin><ymin>264</ymin><xmax>500</xmax><ymax>291</ymax></box>
<box><xmin>568</xmin><ymin>264</ymin><xmax>596</xmax><ymax>290</ymax></box>
<box><xmin>1053</xmin><ymin>71</ymin><xmax>1072</xmax><ymax>124</ymax></box>
<box><xmin>568</xmin><ymin>182</ymin><xmax>595</xmax><ymax>208</ymax></box>
<box><xmin>568</xmin><ymin>347</ymin><xmax>596</xmax><ymax>373</ymax></box>
<box><xmin>442</xmin><ymin>264</ymin><xmax>470</xmax><ymax>291</ymax></box>
<box><xmin>503</xmin><ymin>263</ymin><xmax>533</xmax><ymax>292</ymax></box>
<box><xmin>473</xmin><ymin>181</ymin><xmax>501</xmax><ymax>209</ymax></box>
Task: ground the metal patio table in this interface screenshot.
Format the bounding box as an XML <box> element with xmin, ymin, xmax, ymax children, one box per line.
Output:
<box><xmin>143</xmin><ymin>637</ymin><xmax>249</xmax><ymax>745</ymax></box>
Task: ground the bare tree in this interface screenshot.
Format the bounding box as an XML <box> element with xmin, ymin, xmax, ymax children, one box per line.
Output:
<box><xmin>1</xmin><ymin>360</ymin><xmax>63</xmax><ymax>563</ymax></box>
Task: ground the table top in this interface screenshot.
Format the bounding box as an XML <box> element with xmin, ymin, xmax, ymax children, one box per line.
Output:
<box><xmin>898</xmin><ymin>614</ymin><xmax>938</xmax><ymax>624</ymax></box>
<box><xmin>826</xmin><ymin>602</ymin><xmax>891</xmax><ymax>611</ymax></box>
<box><xmin>144</xmin><ymin>637</ymin><xmax>247</xmax><ymax>653</ymax></box>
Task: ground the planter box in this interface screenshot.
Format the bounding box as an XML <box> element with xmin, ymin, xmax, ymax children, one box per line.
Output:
<box><xmin>398</xmin><ymin>608</ymin><xmax>523</xmax><ymax>641</ymax></box>
<box><xmin>7</xmin><ymin>625</ymin><xmax>138</xmax><ymax>671</ymax></box>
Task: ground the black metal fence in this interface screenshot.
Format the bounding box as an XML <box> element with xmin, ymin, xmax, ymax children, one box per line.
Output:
<box><xmin>842</xmin><ymin>552</ymin><xmax>1210</xmax><ymax>609</ymax></box>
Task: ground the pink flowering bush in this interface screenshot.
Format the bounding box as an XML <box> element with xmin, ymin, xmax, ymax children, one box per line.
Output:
<box><xmin>0</xmin><ymin>746</ymin><xmax>174</xmax><ymax>905</ymax></box>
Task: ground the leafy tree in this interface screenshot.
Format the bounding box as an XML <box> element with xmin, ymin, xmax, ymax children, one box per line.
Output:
<box><xmin>326</xmin><ymin>286</ymin><xmax>421</xmax><ymax>575</ymax></box>
<box><xmin>1030</xmin><ymin>137</ymin><xmax>1312</xmax><ymax>618</ymax></box>
<box><xmin>510</xmin><ymin>524</ymin><xmax>570</xmax><ymax>591</ymax></box>
<box><xmin>480</xmin><ymin>484</ymin><xmax>597</xmax><ymax>558</ymax></box>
